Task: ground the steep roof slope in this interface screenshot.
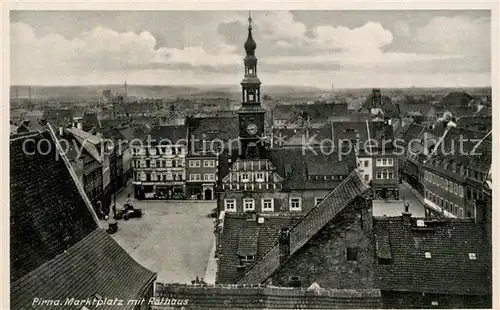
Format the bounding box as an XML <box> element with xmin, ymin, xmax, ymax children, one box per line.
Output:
<box><xmin>10</xmin><ymin>130</ymin><xmax>157</xmax><ymax>309</ymax></box>
<box><xmin>373</xmin><ymin>217</ymin><xmax>491</xmax><ymax>295</ymax></box>
<box><xmin>238</xmin><ymin>170</ymin><xmax>370</xmax><ymax>284</ymax></box>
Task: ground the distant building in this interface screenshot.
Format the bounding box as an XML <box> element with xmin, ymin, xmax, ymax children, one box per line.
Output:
<box><xmin>426</xmin><ymin>92</ymin><xmax>476</xmax><ymax>120</ymax></box>
<box><xmin>273</xmin><ymin>102</ymin><xmax>348</xmax><ymax>128</ymax></box>
<box><xmin>359</xmin><ymin>88</ymin><xmax>401</xmax><ymax>123</ymax></box>
<box><xmin>10</xmin><ymin>130</ymin><xmax>157</xmax><ymax>309</ymax></box>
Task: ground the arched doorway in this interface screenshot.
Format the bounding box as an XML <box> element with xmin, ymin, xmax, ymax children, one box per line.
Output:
<box><xmin>204</xmin><ymin>188</ymin><xmax>213</xmax><ymax>200</ymax></box>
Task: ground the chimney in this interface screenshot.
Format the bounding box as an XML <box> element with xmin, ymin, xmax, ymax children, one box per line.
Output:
<box><xmin>402</xmin><ymin>202</ymin><xmax>412</xmax><ymax>226</ymax></box>
<box><xmin>279</xmin><ymin>227</ymin><xmax>290</xmax><ymax>264</ymax></box>
<box><xmin>59</xmin><ymin>127</ymin><xmax>63</xmax><ymax>137</ymax></box>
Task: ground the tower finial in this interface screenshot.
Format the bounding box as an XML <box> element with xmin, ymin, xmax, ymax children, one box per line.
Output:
<box><xmin>248</xmin><ymin>11</ymin><xmax>252</xmax><ymax>29</ymax></box>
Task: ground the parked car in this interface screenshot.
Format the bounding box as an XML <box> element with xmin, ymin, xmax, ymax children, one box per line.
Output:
<box><xmin>115</xmin><ymin>204</ymin><xmax>143</xmax><ymax>220</ymax></box>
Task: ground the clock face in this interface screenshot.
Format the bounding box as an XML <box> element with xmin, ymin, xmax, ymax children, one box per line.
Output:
<box><xmin>246</xmin><ymin>123</ymin><xmax>258</xmax><ymax>135</ymax></box>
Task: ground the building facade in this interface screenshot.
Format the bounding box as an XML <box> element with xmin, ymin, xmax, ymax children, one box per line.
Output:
<box><xmin>186</xmin><ymin>155</ymin><xmax>218</xmax><ymax>200</ymax></box>
<box><xmin>132</xmin><ymin>125</ymin><xmax>187</xmax><ymax>199</ymax></box>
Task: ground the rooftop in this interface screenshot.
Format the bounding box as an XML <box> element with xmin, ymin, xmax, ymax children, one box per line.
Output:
<box><xmin>373</xmin><ymin>216</ymin><xmax>491</xmax><ymax>295</ymax></box>
<box><xmin>10</xmin><ymin>130</ymin><xmax>157</xmax><ymax>308</ymax></box>
<box><xmin>238</xmin><ymin>170</ymin><xmax>370</xmax><ymax>284</ymax></box>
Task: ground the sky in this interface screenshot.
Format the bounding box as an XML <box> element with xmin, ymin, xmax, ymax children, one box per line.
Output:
<box><xmin>10</xmin><ymin>10</ymin><xmax>492</xmax><ymax>88</ymax></box>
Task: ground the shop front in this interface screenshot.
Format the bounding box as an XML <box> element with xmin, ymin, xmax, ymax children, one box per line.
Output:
<box><xmin>133</xmin><ymin>181</ymin><xmax>186</xmax><ymax>200</ymax></box>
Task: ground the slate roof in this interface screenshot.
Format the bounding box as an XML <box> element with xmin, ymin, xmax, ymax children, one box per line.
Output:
<box><xmin>238</xmin><ymin>170</ymin><xmax>370</xmax><ymax>284</ymax></box>
<box><xmin>188</xmin><ymin>116</ymin><xmax>239</xmax><ymax>141</ymax></box>
<box><xmin>267</xmin><ymin>148</ymin><xmax>356</xmax><ymax>190</ymax></box>
<box><xmin>273</xmin><ymin>103</ymin><xmax>348</xmax><ymax>127</ymax></box>
<box><xmin>82</xmin><ymin>112</ymin><xmax>101</xmax><ymax>132</ymax></box>
<box><xmin>10</xmin><ymin>131</ymin><xmax>99</xmax><ymax>281</ymax></box>
<box><xmin>42</xmin><ymin>109</ymin><xmax>74</xmax><ymax>127</ymax></box>
<box><xmin>360</xmin><ymin>93</ymin><xmax>400</xmax><ymax>118</ymax></box>
<box><xmin>149</xmin><ymin>125</ymin><xmax>187</xmax><ymax>145</ymax></box>
<box><xmin>155</xmin><ymin>283</ymin><xmax>383</xmax><ymax>309</ymax></box>
<box><xmin>216</xmin><ymin>214</ymin><xmax>303</xmax><ymax>284</ymax></box>
<box><xmin>373</xmin><ymin>216</ymin><xmax>491</xmax><ymax>295</ymax></box>
<box><xmin>456</xmin><ymin>116</ymin><xmax>492</xmax><ymax>132</ymax></box>
<box><xmin>401</xmin><ymin>123</ymin><xmax>425</xmax><ymax>145</ymax></box>
<box><xmin>10</xmin><ymin>131</ymin><xmax>157</xmax><ymax>308</ymax></box>
<box><xmin>12</xmin><ymin>229</ymin><xmax>156</xmax><ymax>310</ymax></box>
<box><xmin>436</xmin><ymin>92</ymin><xmax>474</xmax><ymax>108</ymax></box>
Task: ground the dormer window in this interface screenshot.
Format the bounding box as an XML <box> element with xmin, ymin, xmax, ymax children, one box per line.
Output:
<box><xmin>425</xmin><ymin>252</ymin><xmax>432</xmax><ymax>259</ymax></box>
<box><xmin>469</xmin><ymin>253</ymin><xmax>477</xmax><ymax>260</ymax></box>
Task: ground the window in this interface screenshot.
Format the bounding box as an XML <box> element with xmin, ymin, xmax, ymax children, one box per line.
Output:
<box><xmin>224</xmin><ymin>199</ymin><xmax>236</xmax><ymax>212</ymax></box>
<box><xmin>241</xmin><ymin>173</ymin><xmax>249</xmax><ymax>182</ymax></box>
<box><xmin>150</xmin><ymin>147</ymin><xmax>157</xmax><ymax>155</ymax></box>
<box><xmin>387</xmin><ymin>170</ymin><xmax>394</xmax><ymax>179</ymax></box>
<box><xmin>364</xmin><ymin>160</ymin><xmax>369</xmax><ymax>167</ymax></box>
<box><xmin>346</xmin><ymin>247</ymin><xmax>358</xmax><ymax>261</ymax></box>
<box><xmin>459</xmin><ymin>186</ymin><xmax>464</xmax><ymax>198</ymax></box>
<box><xmin>204</xmin><ymin>160</ymin><xmax>215</xmax><ymax>167</ymax></box>
<box><xmin>290</xmin><ymin>197</ymin><xmax>302</xmax><ymax>211</ymax></box>
<box><xmin>445</xmin><ymin>180</ymin><xmax>449</xmax><ymax>191</ymax></box>
<box><xmin>376</xmin><ymin>171</ymin><xmax>382</xmax><ymax>179</ymax></box>
<box><xmin>189</xmin><ymin>174</ymin><xmax>201</xmax><ymax>181</ymax></box>
<box><xmin>204</xmin><ymin>174</ymin><xmax>215</xmax><ymax>181</ymax></box>
<box><xmin>171</xmin><ymin>147</ymin><xmax>177</xmax><ymax>155</ymax></box>
<box><xmin>431</xmin><ymin>301</ymin><xmax>439</xmax><ymax>306</ymax></box>
<box><xmin>453</xmin><ymin>183</ymin><xmax>458</xmax><ymax>195</ymax></box>
<box><xmin>256</xmin><ymin>173</ymin><xmax>264</xmax><ymax>181</ymax></box>
<box><xmin>425</xmin><ymin>252</ymin><xmax>432</xmax><ymax>259</ymax></box>
<box><xmin>243</xmin><ymin>199</ymin><xmax>255</xmax><ymax>211</ymax></box>
<box><xmin>262</xmin><ymin>198</ymin><xmax>274</xmax><ymax>212</ymax></box>
<box><xmin>444</xmin><ymin>200</ymin><xmax>449</xmax><ymax>211</ymax></box>
<box><xmin>189</xmin><ymin>160</ymin><xmax>201</xmax><ymax>168</ymax></box>
<box><xmin>469</xmin><ymin>253</ymin><xmax>477</xmax><ymax>260</ymax></box>
<box><xmin>165</xmin><ymin>160</ymin><xmax>172</xmax><ymax>167</ymax></box>
<box><xmin>315</xmin><ymin>197</ymin><xmax>324</xmax><ymax>206</ymax></box>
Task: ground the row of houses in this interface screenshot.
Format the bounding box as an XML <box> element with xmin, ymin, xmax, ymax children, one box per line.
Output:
<box><xmin>10</xmin><ymin>110</ymin><xmax>148</xmax><ymax>216</ymax></box>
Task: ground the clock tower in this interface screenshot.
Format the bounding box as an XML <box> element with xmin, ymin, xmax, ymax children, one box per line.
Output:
<box><xmin>238</xmin><ymin>12</ymin><xmax>266</xmax><ymax>159</ymax></box>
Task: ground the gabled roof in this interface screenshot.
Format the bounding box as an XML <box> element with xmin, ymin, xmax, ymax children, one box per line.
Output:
<box><xmin>273</xmin><ymin>103</ymin><xmax>348</xmax><ymax>124</ymax></box>
<box><xmin>436</xmin><ymin>92</ymin><xmax>474</xmax><ymax>108</ymax></box>
<box><xmin>149</xmin><ymin>125</ymin><xmax>187</xmax><ymax>145</ymax></box>
<box><xmin>10</xmin><ymin>131</ymin><xmax>98</xmax><ymax>281</ymax></box>
<box><xmin>187</xmin><ymin>116</ymin><xmax>239</xmax><ymax>141</ymax></box>
<box><xmin>238</xmin><ymin>170</ymin><xmax>370</xmax><ymax>284</ymax></box>
<box><xmin>82</xmin><ymin>112</ymin><xmax>101</xmax><ymax>132</ymax></box>
<box><xmin>267</xmin><ymin>148</ymin><xmax>356</xmax><ymax>190</ymax></box>
<box><xmin>10</xmin><ymin>130</ymin><xmax>157</xmax><ymax>309</ymax></box>
<box><xmin>42</xmin><ymin>109</ymin><xmax>73</xmax><ymax>127</ymax></box>
<box><xmin>12</xmin><ymin>229</ymin><xmax>157</xmax><ymax>310</ymax></box>
<box><xmin>67</xmin><ymin>127</ymin><xmax>103</xmax><ymax>163</ymax></box>
<box><xmin>216</xmin><ymin>214</ymin><xmax>303</xmax><ymax>284</ymax></box>
<box><xmin>373</xmin><ymin>216</ymin><xmax>491</xmax><ymax>295</ymax></box>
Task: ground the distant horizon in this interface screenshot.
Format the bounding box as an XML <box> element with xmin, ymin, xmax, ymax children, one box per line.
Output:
<box><xmin>9</xmin><ymin>84</ymin><xmax>493</xmax><ymax>90</ymax></box>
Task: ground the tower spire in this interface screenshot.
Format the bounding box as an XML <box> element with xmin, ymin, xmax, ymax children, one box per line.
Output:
<box><xmin>244</xmin><ymin>11</ymin><xmax>256</xmax><ymax>56</ymax></box>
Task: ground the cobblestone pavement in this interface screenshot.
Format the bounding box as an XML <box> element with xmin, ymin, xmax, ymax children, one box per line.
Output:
<box><xmin>372</xmin><ymin>183</ymin><xmax>426</xmax><ymax>217</ymax></box>
<box><xmin>103</xmin><ymin>183</ymin><xmax>216</xmax><ymax>283</ymax></box>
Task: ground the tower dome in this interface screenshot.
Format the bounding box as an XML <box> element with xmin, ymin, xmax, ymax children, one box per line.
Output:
<box><xmin>244</xmin><ymin>15</ymin><xmax>257</xmax><ymax>55</ymax></box>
